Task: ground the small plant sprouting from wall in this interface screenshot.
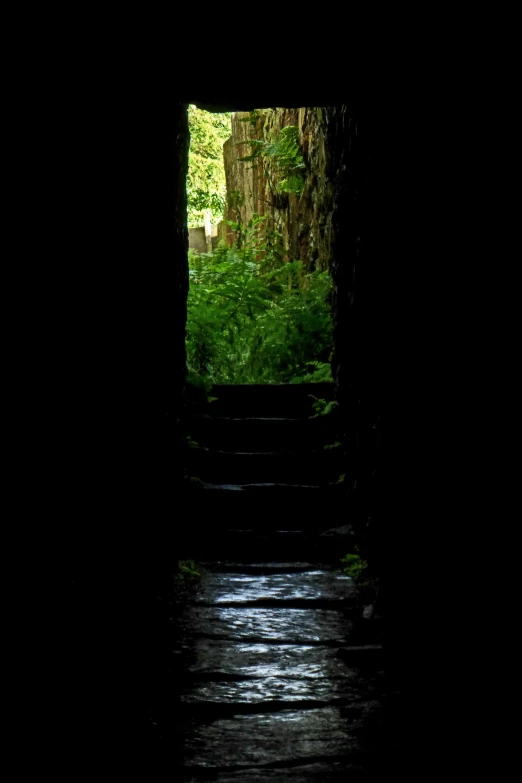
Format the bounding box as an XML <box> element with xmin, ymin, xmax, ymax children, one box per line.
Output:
<box><xmin>341</xmin><ymin>551</ymin><xmax>368</xmax><ymax>581</ymax></box>
<box><xmin>173</xmin><ymin>559</ymin><xmax>202</xmax><ymax>600</ymax></box>
<box><xmin>308</xmin><ymin>396</ymin><xmax>340</xmax><ymax>416</ymax></box>
<box><xmin>238</xmin><ymin>114</ymin><xmax>306</xmax><ymax>199</ymax></box>
<box><xmin>341</xmin><ymin>547</ymin><xmax>379</xmax><ymax>606</ymax></box>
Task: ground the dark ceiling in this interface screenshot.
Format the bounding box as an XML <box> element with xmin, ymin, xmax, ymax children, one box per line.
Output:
<box><xmin>174</xmin><ymin>52</ymin><xmax>374</xmax><ymax>111</ymax></box>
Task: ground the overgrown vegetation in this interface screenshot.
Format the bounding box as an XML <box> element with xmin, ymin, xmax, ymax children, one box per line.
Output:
<box><xmin>186</xmin><ymin>213</ymin><xmax>333</xmax><ymax>385</ymax></box>
<box><xmin>187</xmin><ymin>106</ymin><xmax>231</xmax><ymax>227</ymax></box>
<box><xmin>186</xmin><ymin>108</ymin><xmax>331</xmax><ymax>386</ymax></box>
<box><xmin>238</xmin><ymin>114</ymin><xmax>306</xmax><ymax>198</ymax></box>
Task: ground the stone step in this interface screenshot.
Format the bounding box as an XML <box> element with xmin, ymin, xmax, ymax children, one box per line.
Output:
<box><xmin>190</xmin><ymin>481</ymin><xmax>345</xmax><ymax>498</ymax></box>
<box><xmin>182</xmin><ymin>652</ymin><xmax>384</xmax><ymax>685</ymax></box>
<box><xmin>180</xmin><ymin>530</ymin><xmax>352</xmax><ymax>564</ymax></box>
<box><xmin>187</xmin><ymin>483</ymin><xmax>352</xmax><ymax>531</ymax></box>
<box><xmin>182</xmin><ymin>706</ymin><xmax>378</xmax><ymax>777</ymax></box>
<box><xmin>198</xmin><ymin>562</ymin><xmax>334</xmax><ymax>574</ymax></box>
<box><xmin>188</xmin><ymin>415</ymin><xmax>339</xmax><ymax>453</ymax></box>
<box><xmin>190</xmin><ymin>598</ymin><xmax>356</xmax><ymax>610</ymax></box>
<box><xmin>181</xmin><ymin>696</ymin><xmax>358</xmax><ymax>717</ymax></box>
<box><xmin>184</xmin><ymin>479</ymin><xmax>354</xmax><ymax>523</ymax></box>
<box><xmin>186</xmin><ymin>757</ymin><xmax>377</xmax><ymax>782</ymax></box>
<box><xmin>208</xmin><ymin>382</ymin><xmax>335</xmax><ymax>419</ymax></box>
<box><xmin>180</xmin><ymin>604</ymin><xmax>354</xmax><ymax>645</ymax></box>
<box><xmin>183</xmin><ymin>756</ymin><xmax>376</xmax><ymax>783</ymax></box>
<box><xmin>176</xmin><ymin>554</ymin><xmax>384</xmax><ymax>780</ymax></box>
<box><xmin>180</xmin><ymin>649</ymin><xmax>384</xmax><ymax>710</ymax></box>
<box><xmin>188</xmin><ymin>446</ymin><xmax>344</xmax><ymax>485</ymax></box>
<box><xmin>192</xmin><ymin>566</ymin><xmax>357</xmax><ymax>604</ymax></box>
<box><xmin>182</xmin><ymin>639</ymin><xmax>383</xmax><ymax>682</ymax></box>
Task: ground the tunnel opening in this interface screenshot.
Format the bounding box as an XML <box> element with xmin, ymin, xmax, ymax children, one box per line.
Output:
<box><xmin>185</xmin><ymin>105</ymin><xmax>334</xmax><ymax>395</ymax></box>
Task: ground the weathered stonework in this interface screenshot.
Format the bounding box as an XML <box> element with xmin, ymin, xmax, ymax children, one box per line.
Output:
<box><xmin>61</xmin><ymin>74</ymin><xmax>391</xmax><ymax>774</ymax></box>
<box><xmin>222</xmin><ymin>108</ymin><xmax>333</xmax><ymax>271</ymax></box>
<box><xmin>219</xmin><ymin>103</ymin><xmax>381</xmax><ymax>577</ymax></box>
<box><xmin>325</xmin><ymin>104</ymin><xmax>381</xmax><ymax>576</ymax></box>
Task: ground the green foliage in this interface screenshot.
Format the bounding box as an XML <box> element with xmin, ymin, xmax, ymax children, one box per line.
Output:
<box><xmin>307</xmin><ymin>396</ymin><xmax>339</xmax><ymax>417</ymax></box>
<box><xmin>186</xmin><ymin>216</ymin><xmax>333</xmax><ymax>385</ymax></box>
<box><xmin>187</xmin><ymin>106</ymin><xmax>231</xmax><ymax>227</ymax></box>
<box><xmin>290</xmin><ymin>364</ymin><xmax>335</xmax><ymax>385</ymax></box>
<box><xmin>173</xmin><ymin>559</ymin><xmax>202</xmax><ymax>599</ymax></box>
<box><xmin>176</xmin><ymin>559</ymin><xmax>201</xmax><ymax>580</ymax></box>
<box><xmin>323</xmin><ymin>441</ymin><xmax>342</xmax><ymax>451</ymax></box>
<box><xmin>341</xmin><ymin>551</ymin><xmax>368</xmax><ymax>581</ymax></box>
<box><xmin>341</xmin><ymin>550</ymin><xmax>379</xmax><ymax>606</ymax></box>
<box><xmin>238</xmin><ymin>117</ymin><xmax>306</xmax><ymax>198</ymax></box>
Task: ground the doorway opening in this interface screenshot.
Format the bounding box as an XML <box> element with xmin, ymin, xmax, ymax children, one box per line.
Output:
<box><xmin>185</xmin><ymin>106</ymin><xmax>334</xmax><ymax>391</ymax></box>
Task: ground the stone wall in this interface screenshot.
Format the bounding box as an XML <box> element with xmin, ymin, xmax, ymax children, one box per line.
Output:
<box><xmin>55</xmin><ymin>92</ymin><xmax>191</xmax><ymax>773</ymax></box>
<box><xmin>222</xmin><ymin>108</ymin><xmax>333</xmax><ymax>271</ymax></box>
<box><xmin>175</xmin><ymin>68</ymin><xmax>456</xmax><ymax>772</ymax></box>
<box><xmin>325</xmin><ymin>104</ymin><xmax>382</xmax><ymax>575</ymax></box>
<box><xmin>189</xmin><ymin>223</ymin><xmax>219</xmax><ymax>253</ymax></box>
<box><xmin>220</xmin><ymin>103</ymin><xmax>382</xmax><ymax>576</ymax></box>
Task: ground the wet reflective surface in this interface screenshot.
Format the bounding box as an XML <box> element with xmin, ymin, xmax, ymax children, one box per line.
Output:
<box><xmin>193</xmin><ymin>569</ymin><xmax>356</xmax><ymax>604</ymax></box>
<box><xmin>183</xmin><ymin>707</ymin><xmax>373</xmax><ymax>769</ymax></box>
<box><xmin>178</xmin><ymin>564</ymin><xmax>384</xmax><ymax>781</ymax></box>
<box><xmin>183</xmin><ymin>605</ymin><xmax>353</xmax><ymax>643</ymax></box>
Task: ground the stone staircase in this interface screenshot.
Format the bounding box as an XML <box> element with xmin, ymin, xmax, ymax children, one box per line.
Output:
<box><xmin>185</xmin><ymin>383</ymin><xmax>350</xmax><ymax>563</ymax></box>
<box><xmin>177</xmin><ymin>384</ymin><xmax>385</xmax><ymax>781</ymax></box>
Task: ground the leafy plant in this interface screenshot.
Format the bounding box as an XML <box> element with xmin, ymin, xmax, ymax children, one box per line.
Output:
<box><xmin>238</xmin><ymin>117</ymin><xmax>306</xmax><ymax>198</ymax></box>
<box><xmin>186</xmin><ymin>218</ymin><xmax>334</xmax><ymax>385</ymax></box>
<box><xmin>176</xmin><ymin>559</ymin><xmax>201</xmax><ymax>580</ymax></box>
<box><xmin>290</xmin><ymin>362</ymin><xmax>335</xmax><ymax>385</ymax></box>
<box><xmin>308</xmin><ymin>396</ymin><xmax>339</xmax><ymax>417</ymax></box>
<box><xmin>341</xmin><ymin>549</ymin><xmax>379</xmax><ymax>606</ymax></box>
<box><xmin>341</xmin><ymin>551</ymin><xmax>368</xmax><ymax>581</ymax></box>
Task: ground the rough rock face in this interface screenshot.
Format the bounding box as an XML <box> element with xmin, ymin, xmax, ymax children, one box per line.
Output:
<box><xmin>222</xmin><ymin>108</ymin><xmax>332</xmax><ymax>271</ymax></box>
<box><xmin>220</xmin><ymin>104</ymin><xmax>381</xmax><ymax>576</ymax></box>
<box><xmin>325</xmin><ymin>103</ymin><xmax>382</xmax><ymax>577</ymax></box>
<box><xmin>58</xmin><ymin>94</ymin><xmax>191</xmax><ymax>777</ymax></box>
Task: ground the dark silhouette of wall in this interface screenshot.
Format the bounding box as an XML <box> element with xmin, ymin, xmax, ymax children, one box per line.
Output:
<box><xmin>49</xmin><ymin>50</ymin><xmax>455</xmax><ymax>778</ymax></box>
<box><xmin>52</xmin><ymin>77</ymin><xmax>190</xmax><ymax>778</ymax></box>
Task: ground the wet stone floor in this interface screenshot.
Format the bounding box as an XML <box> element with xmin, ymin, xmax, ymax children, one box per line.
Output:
<box><xmin>175</xmin><ymin>563</ymin><xmax>385</xmax><ymax>782</ymax></box>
